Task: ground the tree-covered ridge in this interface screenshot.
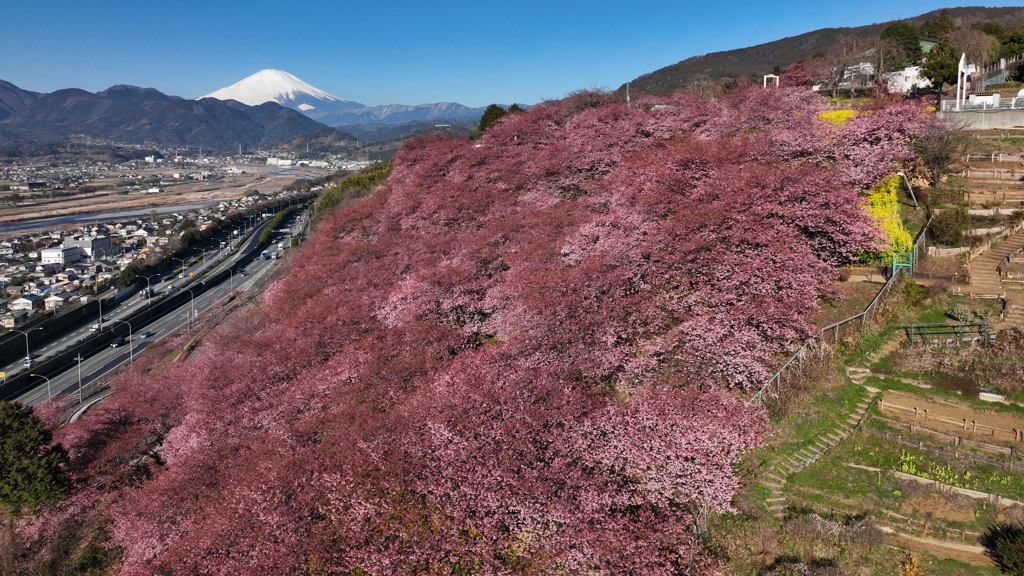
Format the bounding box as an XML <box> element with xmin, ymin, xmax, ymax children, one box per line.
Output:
<box><xmin>19</xmin><ymin>87</ymin><xmax>928</xmax><ymax>575</ymax></box>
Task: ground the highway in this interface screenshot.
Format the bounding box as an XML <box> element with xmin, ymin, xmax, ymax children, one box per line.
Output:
<box><xmin>9</xmin><ymin>210</ymin><xmax>304</xmax><ymax>407</ymax></box>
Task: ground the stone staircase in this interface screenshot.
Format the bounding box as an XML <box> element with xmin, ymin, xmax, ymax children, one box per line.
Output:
<box><xmin>967</xmin><ymin>233</ymin><xmax>1024</xmax><ymax>296</ymax></box>
<box><xmin>763</xmin><ymin>386</ymin><xmax>875</xmax><ymax>519</ymax></box>
<box><xmin>762</xmin><ymin>342</ymin><xmax>896</xmax><ymax>519</ymax></box>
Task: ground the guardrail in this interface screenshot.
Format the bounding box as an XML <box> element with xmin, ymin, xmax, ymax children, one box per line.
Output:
<box><xmin>941</xmin><ymin>98</ymin><xmax>1024</xmax><ymax>112</ymax></box>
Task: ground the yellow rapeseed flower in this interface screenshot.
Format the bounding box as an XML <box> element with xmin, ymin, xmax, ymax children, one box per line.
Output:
<box><xmin>862</xmin><ymin>175</ymin><xmax>913</xmax><ymax>262</ymax></box>
<box><xmin>819</xmin><ymin>109</ymin><xmax>858</xmax><ymax>125</ymax></box>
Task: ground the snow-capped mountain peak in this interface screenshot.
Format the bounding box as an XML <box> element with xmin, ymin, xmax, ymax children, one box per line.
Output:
<box><xmin>200</xmin><ymin>70</ymin><xmax>364</xmax><ymax>118</ymax></box>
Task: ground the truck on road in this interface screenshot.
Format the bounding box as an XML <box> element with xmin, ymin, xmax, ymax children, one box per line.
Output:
<box><xmin>271</xmin><ymin>252</ymin><xmax>279</xmax><ymax>260</ymax></box>
<box><xmin>262</xmin><ymin>250</ymin><xmax>270</xmax><ymax>260</ymax></box>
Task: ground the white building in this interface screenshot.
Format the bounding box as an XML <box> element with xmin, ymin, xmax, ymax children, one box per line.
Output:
<box><xmin>62</xmin><ymin>235</ymin><xmax>112</xmax><ymax>258</ymax></box>
<box><xmin>40</xmin><ymin>246</ymin><xmax>86</xmax><ymax>265</ymax></box>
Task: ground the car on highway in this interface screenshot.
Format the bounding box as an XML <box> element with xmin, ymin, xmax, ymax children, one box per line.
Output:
<box><xmin>139</xmin><ymin>331</ymin><xmax>154</xmax><ymax>339</ymax></box>
<box><xmin>110</xmin><ymin>337</ymin><xmax>127</xmax><ymax>348</ymax></box>
<box><xmin>24</xmin><ymin>358</ymin><xmax>35</xmax><ymax>368</ymax></box>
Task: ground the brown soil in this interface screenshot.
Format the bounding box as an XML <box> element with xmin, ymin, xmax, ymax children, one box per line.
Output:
<box><xmin>881</xmin><ymin>390</ymin><xmax>1024</xmax><ymax>444</ymax></box>
<box><xmin>887</xmin><ymin>532</ymin><xmax>993</xmax><ymax>566</ymax></box>
<box><xmin>900</xmin><ymin>493</ymin><xmax>976</xmax><ymax>523</ymax></box>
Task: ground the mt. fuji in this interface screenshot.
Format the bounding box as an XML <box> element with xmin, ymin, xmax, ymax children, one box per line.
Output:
<box><xmin>201</xmin><ymin>69</ymin><xmax>364</xmax><ymax>121</ymax></box>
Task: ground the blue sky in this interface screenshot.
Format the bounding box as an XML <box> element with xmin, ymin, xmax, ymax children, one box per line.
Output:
<box><xmin>3</xmin><ymin>1</ymin><xmax>1020</xmax><ymax>107</ymax></box>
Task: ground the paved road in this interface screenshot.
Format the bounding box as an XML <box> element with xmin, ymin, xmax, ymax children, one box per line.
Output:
<box><xmin>10</xmin><ymin>211</ymin><xmax>303</xmax><ymax>407</ymax></box>
<box><xmin>2</xmin><ymin>220</ymin><xmax>260</xmax><ymax>379</ymax></box>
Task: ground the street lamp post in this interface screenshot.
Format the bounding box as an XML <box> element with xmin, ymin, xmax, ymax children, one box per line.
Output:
<box><xmin>181</xmin><ymin>312</ymin><xmax>191</xmax><ymax>332</ymax></box>
<box><xmin>141</xmin><ymin>273</ymin><xmax>159</xmax><ymax>294</ymax></box>
<box><xmin>30</xmin><ymin>373</ymin><xmax>51</xmax><ymax>399</ymax></box>
<box><xmin>227</xmin><ymin>268</ymin><xmax>235</xmax><ymax>292</ymax></box>
<box><xmin>173</xmin><ymin>257</ymin><xmax>187</xmax><ymax>280</ymax></box>
<box><xmin>115</xmin><ymin>320</ymin><xmax>134</xmax><ymax>364</ymax></box>
<box><xmin>11</xmin><ymin>326</ymin><xmax>43</xmax><ymax>364</ymax></box>
<box><xmin>185</xmin><ymin>282</ymin><xmax>204</xmax><ymax>324</ymax></box>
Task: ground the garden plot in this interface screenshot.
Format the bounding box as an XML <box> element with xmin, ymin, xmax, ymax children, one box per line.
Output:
<box><xmin>880</xmin><ymin>390</ymin><xmax>1024</xmax><ymax>444</ymax></box>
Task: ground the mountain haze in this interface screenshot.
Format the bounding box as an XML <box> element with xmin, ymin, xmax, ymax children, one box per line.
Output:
<box><xmin>0</xmin><ymin>82</ymin><xmax>326</xmax><ymax>150</ymax></box>
<box><xmin>317</xmin><ymin>102</ymin><xmax>488</xmax><ymax>127</ymax></box>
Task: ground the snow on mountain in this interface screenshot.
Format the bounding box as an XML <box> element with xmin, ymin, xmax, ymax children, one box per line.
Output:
<box><xmin>202</xmin><ymin>69</ymin><xmax>489</xmax><ymax>127</ymax></box>
<box><xmin>201</xmin><ymin>69</ymin><xmax>364</xmax><ymax>119</ymax></box>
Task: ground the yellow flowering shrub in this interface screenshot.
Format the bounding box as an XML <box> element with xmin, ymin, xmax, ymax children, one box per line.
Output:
<box><xmin>862</xmin><ymin>175</ymin><xmax>913</xmax><ymax>262</ymax></box>
<box><xmin>819</xmin><ymin>109</ymin><xmax>858</xmax><ymax>125</ymax></box>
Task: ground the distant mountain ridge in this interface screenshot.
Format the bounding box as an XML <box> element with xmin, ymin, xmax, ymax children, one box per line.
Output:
<box><xmin>203</xmin><ymin>70</ymin><xmax>488</xmax><ymax>127</ymax></box>
<box><xmin>0</xmin><ymin>81</ymin><xmax>329</xmax><ymax>150</ymax></box>
<box><xmin>623</xmin><ymin>6</ymin><xmax>1024</xmax><ymax>95</ymax></box>
<box><xmin>317</xmin><ymin>102</ymin><xmax>488</xmax><ymax>127</ymax></box>
<box><xmin>0</xmin><ymin>79</ymin><xmax>40</xmax><ymax>121</ymax></box>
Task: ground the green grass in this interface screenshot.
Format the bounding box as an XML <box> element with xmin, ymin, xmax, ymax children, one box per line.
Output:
<box><xmin>926</xmin><ymin>558</ymin><xmax>1000</xmax><ymax>576</ymax></box>
<box><xmin>779</xmin><ymin>383</ymin><xmax>868</xmax><ymax>445</ymax></box>
<box><xmin>823</xmin><ymin>433</ymin><xmax>1024</xmax><ymax>502</ymax></box>
<box><xmin>843</xmin><ymin>328</ymin><xmax>899</xmax><ymax>366</ymax></box>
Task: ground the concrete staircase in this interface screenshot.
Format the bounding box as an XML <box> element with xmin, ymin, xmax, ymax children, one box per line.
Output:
<box><xmin>1006</xmin><ymin>303</ymin><xmax>1024</xmax><ymax>325</ymax></box>
<box><xmin>967</xmin><ymin>233</ymin><xmax>1024</xmax><ymax>296</ymax></box>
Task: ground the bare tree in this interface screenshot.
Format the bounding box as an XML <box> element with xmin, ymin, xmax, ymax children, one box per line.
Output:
<box><xmin>912</xmin><ymin>118</ymin><xmax>976</xmax><ymax>191</ymax></box>
<box><xmin>864</xmin><ymin>37</ymin><xmax>906</xmax><ymax>89</ymax></box>
<box><xmin>683</xmin><ymin>74</ymin><xmax>724</xmax><ymax>100</ymax></box>
<box><xmin>951</xmin><ymin>28</ymin><xmax>997</xmax><ymax>70</ymax></box>
<box><xmin>824</xmin><ymin>36</ymin><xmax>867</xmax><ymax>98</ymax></box>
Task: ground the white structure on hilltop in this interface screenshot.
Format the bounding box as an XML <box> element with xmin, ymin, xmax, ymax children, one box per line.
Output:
<box><xmin>886</xmin><ymin>65</ymin><xmax>932</xmax><ymax>94</ymax></box>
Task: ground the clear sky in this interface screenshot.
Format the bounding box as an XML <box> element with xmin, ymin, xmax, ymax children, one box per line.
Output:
<box><xmin>2</xmin><ymin>1</ymin><xmax>1021</xmax><ymax>108</ymax></box>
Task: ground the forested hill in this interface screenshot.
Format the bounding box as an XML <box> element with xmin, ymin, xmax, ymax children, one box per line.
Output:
<box><xmin>622</xmin><ymin>6</ymin><xmax>1024</xmax><ymax>95</ymax></box>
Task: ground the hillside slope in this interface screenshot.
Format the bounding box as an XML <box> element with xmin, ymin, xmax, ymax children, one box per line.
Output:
<box><xmin>624</xmin><ymin>6</ymin><xmax>1024</xmax><ymax>94</ymax></box>
<box><xmin>22</xmin><ymin>89</ymin><xmax>931</xmax><ymax>575</ymax></box>
<box><xmin>0</xmin><ymin>79</ymin><xmax>39</xmax><ymax>121</ymax></box>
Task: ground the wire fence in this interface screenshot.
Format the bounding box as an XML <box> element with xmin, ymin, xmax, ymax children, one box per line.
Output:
<box><xmin>751</xmin><ymin>217</ymin><xmax>933</xmax><ymax>407</ymax></box>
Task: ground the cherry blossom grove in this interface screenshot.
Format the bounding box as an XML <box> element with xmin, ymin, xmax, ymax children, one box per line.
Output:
<box><xmin>21</xmin><ymin>87</ymin><xmax>929</xmax><ymax>575</ymax></box>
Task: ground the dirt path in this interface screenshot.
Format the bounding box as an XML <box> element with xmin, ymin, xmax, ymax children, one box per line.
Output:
<box><xmin>880</xmin><ymin>389</ymin><xmax>1024</xmax><ymax>442</ymax></box>
<box><xmin>882</xmin><ymin>529</ymin><xmax>993</xmax><ymax>566</ymax></box>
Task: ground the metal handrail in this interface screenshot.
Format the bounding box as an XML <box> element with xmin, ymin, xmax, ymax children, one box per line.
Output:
<box><xmin>751</xmin><ymin>215</ymin><xmax>933</xmax><ymax>405</ymax></box>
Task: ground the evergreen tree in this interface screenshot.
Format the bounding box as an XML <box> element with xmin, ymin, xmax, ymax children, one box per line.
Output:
<box><xmin>880</xmin><ymin>21</ymin><xmax>922</xmax><ymax>65</ymax></box>
<box><xmin>920</xmin><ymin>9</ymin><xmax>956</xmax><ymax>39</ymax></box>
<box><xmin>921</xmin><ymin>35</ymin><xmax>960</xmax><ymax>106</ymax></box>
<box><xmin>478</xmin><ymin>104</ymin><xmax>507</xmax><ymax>133</ymax></box>
<box><xmin>980</xmin><ymin>523</ymin><xmax>1024</xmax><ymax>576</ymax></box>
<box><xmin>117</xmin><ymin>262</ymin><xmax>140</xmax><ymax>290</ymax></box>
<box><xmin>0</xmin><ymin>401</ymin><xmax>70</xmax><ymax>575</ymax></box>
<box><xmin>1000</xmin><ymin>29</ymin><xmax>1024</xmax><ymax>61</ymax></box>
<box><xmin>507</xmin><ymin>103</ymin><xmax>525</xmax><ymax>114</ymax></box>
